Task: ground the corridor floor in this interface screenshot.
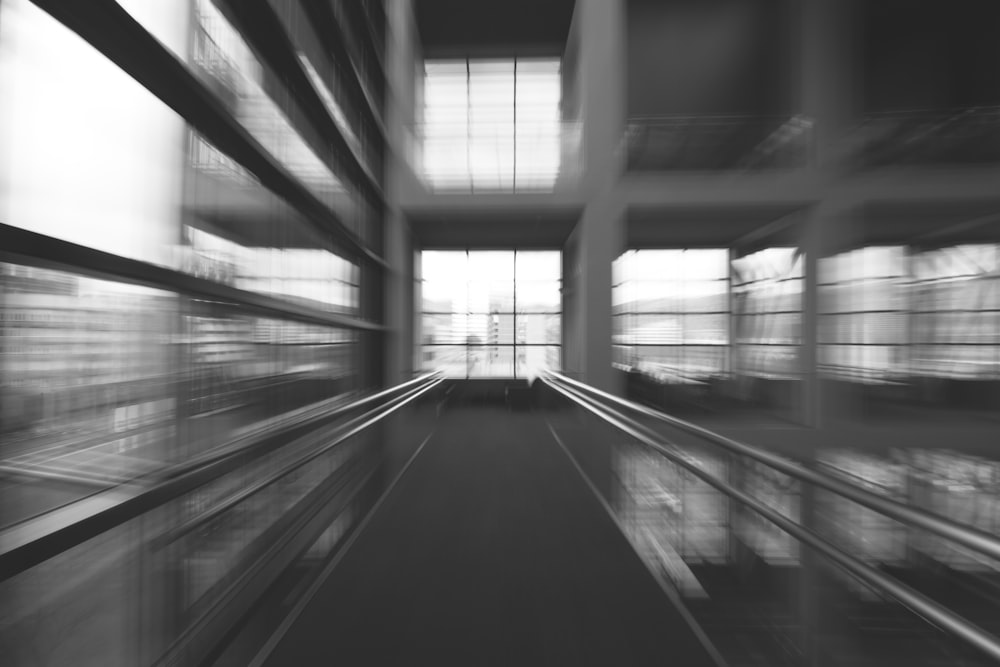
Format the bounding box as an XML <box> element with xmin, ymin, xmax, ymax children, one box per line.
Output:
<box><xmin>264</xmin><ymin>407</ymin><xmax>717</xmax><ymax>666</ymax></box>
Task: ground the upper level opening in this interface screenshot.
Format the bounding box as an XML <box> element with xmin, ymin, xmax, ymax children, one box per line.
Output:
<box><xmin>417</xmin><ymin>57</ymin><xmax>570</xmax><ymax>192</ymax></box>
<box><xmin>625</xmin><ymin>0</ymin><xmax>805</xmax><ymax>171</ymax></box>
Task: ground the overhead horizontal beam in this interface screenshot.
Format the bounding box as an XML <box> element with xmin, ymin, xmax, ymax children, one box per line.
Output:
<box><xmin>627</xmin><ymin>203</ymin><xmax>811</xmax><ymax>248</ymax></box>
<box><xmin>0</xmin><ymin>223</ymin><xmax>384</xmax><ymax>332</ymax></box>
<box><xmin>407</xmin><ymin>205</ymin><xmax>582</xmax><ymax>248</ymax></box>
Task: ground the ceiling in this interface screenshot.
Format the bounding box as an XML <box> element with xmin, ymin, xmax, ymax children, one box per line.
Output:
<box><xmin>415</xmin><ymin>0</ymin><xmax>576</xmax><ymax>58</ymax></box>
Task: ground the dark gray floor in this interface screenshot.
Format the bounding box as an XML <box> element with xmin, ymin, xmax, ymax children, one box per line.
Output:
<box><xmin>264</xmin><ymin>407</ymin><xmax>718</xmax><ymax>666</ymax></box>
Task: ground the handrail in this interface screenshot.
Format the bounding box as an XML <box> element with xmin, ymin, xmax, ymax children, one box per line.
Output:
<box><xmin>0</xmin><ymin>372</ymin><xmax>442</xmax><ymax>582</ymax></box>
<box><xmin>161</xmin><ymin>372</ymin><xmax>440</xmax><ymax>482</ymax></box>
<box><xmin>543</xmin><ymin>375</ymin><xmax>1000</xmax><ymax>662</ymax></box>
<box><xmin>157</xmin><ymin>377</ymin><xmax>443</xmax><ymax>545</ymax></box>
<box><xmin>544</xmin><ymin>371</ymin><xmax>1000</xmax><ymax>564</ymax></box>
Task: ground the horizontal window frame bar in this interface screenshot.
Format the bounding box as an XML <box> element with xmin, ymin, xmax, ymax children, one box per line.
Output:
<box><xmin>616</xmin><ymin>311</ymin><xmax>733</xmax><ymax>316</ymax></box>
<box><xmin>613</xmin><ymin>343</ymin><xmax>731</xmax><ymax>347</ymax></box>
<box><xmin>819</xmin><ymin>310</ymin><xmax>910</xmax><ymax>315</ymax></box>
<box><xmin>911</xmin><ymin>309</ymin><xmax>1000</xmax><ymax>314</ymax></box>
<box><xmin>732</xmin><ymin>311</ymin><xmax>805</xmax><ymax>316</ymax></box>
<box><xmin>213</xmin><ymin>0</ymin><xmax>384</xmax><ymax>204</ymax></box>
<box><xmin>421</xmin><ymin>311</ymin><xmax>562</xmax><ymax>316</ymax></box>
<box><xmin>733</xmin><ymin>276</ymin><xmax>803</xmax><ymax>286</ymax></box>
<box><xmin>299</xmin><ymin>0</ymin><xmax>387</xmax><ymax>141</ymax></box>
<box><xmin>0</xmin><ymin>224</ymin><xmax>383</xmax><ymax>332</ymax></box>
<box><xmin>420</xmin><ymin>343</ymin><xmax>559</xmax><ymax>347</ymax></box>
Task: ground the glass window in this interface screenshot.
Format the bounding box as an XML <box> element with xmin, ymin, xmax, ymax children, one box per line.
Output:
<box><xmin>613</xmin><ymin>249</ymin><xmax>730</xmax><ymax>383</ymax></box>
<box><xmin>732</xmin><ymin>248</ymin><xmax>804</xmax><ymax>380</ymax></box>
<box><xmin>910</xmin><ymin>244</ymin><xmax>1000</xmax><ymax>379</ymax></box>
<box><xmin>420</xmin><ymin>250</ymin><xmax>561</xmax><ymax>378</ymax></box>
<box><xmin>818</xmin><ymin>246</ymin><xmax>908</xmax><ymax>383</ymax></box>
<box><xmin>421</xmin><ymin>58</ymin><xmax>562</xmax><ymax>192</ymax></box>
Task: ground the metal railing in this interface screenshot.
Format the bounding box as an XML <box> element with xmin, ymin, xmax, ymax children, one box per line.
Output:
<box><xmin>847</xmin><ymin>105</ymin><xmax>1000</xmax><ymax>167</ymax></box>
<box><xmin>625</xmin><ymin>114</ymin><xmax>813</xmax><ymax>171</ymax></box>
<box><xmin>542</xmin><ymin>370</ymin><xmax>1000</xmax><ymax>662</ymax></box>
<box><xmin>0</xmin><ymin>371</ymin><xmax>444</xmax><ymax>581</ymax></box>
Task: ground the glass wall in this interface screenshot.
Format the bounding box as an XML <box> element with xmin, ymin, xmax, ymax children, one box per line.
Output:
<box><xmin>0</xmin><ymin>0</ymin><xmax>372</xmax><ymax>517</ymax></box>
<box><xmin>820</xmin><ymin>243</ymin><xmax>1000</xmax><ymax>383</ymax></box>
<box><xmin>617</xmin><ymin>241</ymin><xmax>998</xmax><ymax>414</ymax></box>
<box><xmin>819</xmin><ymin>246</ymin><xmax>908</xmax><ymax>383</ymax></box>
<box><xmin>420</xmin><ymin>250</ymin><xmax>561</xmax><ymax>378</ymax></box>
<box><xmin>612</xmin><ymin>249</ymin><xmax>731</xmax><ymax>383</ymax></box>
<box><xmin>0</xmin><ymin>0</ymin><xmax>385</xmax><ymax>663</ymax></box>
<box><xmin>911</xmin><ymin>244</ymin><xmax>1000</xmax><ymax>379</ymax></box>
<box><xmin>614</xmin><ymin>247</ymin><xmax>804</xmax><ymax>418</ymax></box>
<box><xmin>732</xmin><ymin>247</ymin><xmax>804</xmax><ymax>380</ymax></box>
<box><xmin>420</xmin><ymin>58</ymin><xmax>564</xmax><ymax>191</ymax></box>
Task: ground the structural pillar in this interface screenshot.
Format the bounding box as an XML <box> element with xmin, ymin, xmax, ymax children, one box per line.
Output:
<box><xmin>383</xmin><ymin>0</ymin><xmax>420</xmax><ymax>386</ymax></box>
<box><xmin>796</xmin><ymin>0</ymin><xmax>857</xmax><ymax>662</ymax></box>
<box><xmin>563</xmin><ymin>0</ymin><xmax>626</xmax><ymax>394</ymax></box>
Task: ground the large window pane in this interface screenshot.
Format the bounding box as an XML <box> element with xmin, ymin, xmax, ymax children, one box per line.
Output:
<box><xmin>487</xmin><ymin>313</ymin><xmax>516</xmax><ymax>345</ymax></box>
<box><xmin>613</xmin><ymin>249</ymin><xmax>729</xmax><ymax>382</ymax></box>
<box><xmin>514</xmin><ymin>59</ymin><xmax>561</xmax><ymax>189</ymax></box>
<box><xmin>421</xmin><ymin>346</ymin><xmax>467</xmax><ymax>378</ymax></box>
<box><xmin>420</xmin><ymin>250</ymin><xmax>561</xmax><ymax>378</ymax></box>
<box><xmin>516</xmin><ymin>314</ymin><xmax>561</xmax><ymax>344</ymax></box>
<box><xmin>515</xmin><ymin>281</ymin><xmax>561</xmax><ymax>312</ymax></box>
<box><xmin>467</xmin><ymin>281</ymin><xmax>515</xmax><ymax>312</ymax></box>
<box><xmin>818</xmin><ymin>246</ymin><xmax>907</xmax><ymax>382</ymax></box>
<box><xmin>733</xmin><ymin>247</ymin><xmax>803</xmax><ymax>380</ymax></box>
<box><xmin>516</xmin><ymin>251</ymin><xmax>561</xmax><ymax>281</ymax></box>
<box><xmin>517</xmin><ymin>346</ymin><xmax>561</xmax><ymax>379</ymax></box>
<box><xmin>0</xmin><ymin>1</ymin><xmax>184</xmax><ymax>266</ymax></box>
<box><xmin>420</xmin><ymin>250</ymin><xmax>469</xmax><ymax>282</ymax></box>
<box><xmin>908</xmin><ymin>244</ymin><xmax>1000</xmax><ymax>379</ymax></box>
<box><xmin>421</xmin><ymin>58</ymin><xmax>562</xmax><ymax>192</ymax></box>
<box><xmin>421</xmin><ymin>314</ymin><xmax>471</xmax><ymax>344</ymax></box>
<box><xmin>468</xmin><ymin>346</ymin><xmax>514</xmax><ymax>377</ymax></box>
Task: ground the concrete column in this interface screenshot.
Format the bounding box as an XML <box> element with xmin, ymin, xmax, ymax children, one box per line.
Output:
<box><xmin>797</xmin><ymin>2</ymin><xmax>857</xmax><ymax>662</ymax></box>
<box><xmin>383</xmin><ymin>0</ymin><xmax>419</xmax><ymax>385</ymax></box>
<box><xmin>799</xmin><ymin>0</ymin><xmax>856</xmax><ymax>171</ymax></box>
<box><xmin>562</xmin><ymin>0</ymin><xmax>626</xmax><ymax>393</ymax></box>
<box><xmin>567</xmin><ymin>196</ymin><xmax>625</xmax><ymax>392</ymax></box>
<box><xmin>797</xmin><ymin>199</ymin><xmax>865</xmax><ymax>667</ymax></box>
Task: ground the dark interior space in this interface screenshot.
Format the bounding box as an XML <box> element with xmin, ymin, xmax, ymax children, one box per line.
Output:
<box><xmin>861</xmin><ymin>0</ymin><xmax>1000</xmax><ymax>111</ymax></box>
<box><xmin>626</xmin><ymin>0</ymin><xmax>793</xmax><ymax>118</ymax></box>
